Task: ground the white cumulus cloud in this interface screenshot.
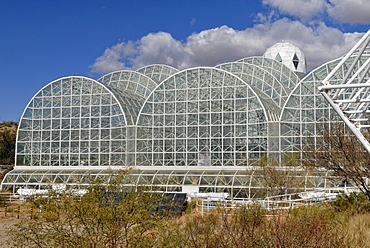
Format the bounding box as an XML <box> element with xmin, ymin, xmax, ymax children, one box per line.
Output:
<box><xmin>89</xmin><ymin>19</ymin><xmax>363</xmax><ymax>74</ymax></box>
<box><xmin>262</xmin><ymin>0</ymin><xmax>370</xmax><ymax>24</ymax></box>
<box><xmin>262</xmin><ymin>0</ymin><xmax>328</xmax><ymax>22</ymax></box>
<box><xmin>327</xmin><ymin>0</ymin><xmax>370</xmax><ymax>24</ymax></box>
<box><xmin>90</xmin><ymin>32</ymin><xmax>190</xmax><ymax>74</ymax></box>
<box><xmin>89</xmin><ymin>41</ymin><xmax>136</xmax><ymax>74</ymax></box>
<box><xmin>131</xmin><ymin>32</ymin><xmax>190</xmax><ymax>69</ymax></box>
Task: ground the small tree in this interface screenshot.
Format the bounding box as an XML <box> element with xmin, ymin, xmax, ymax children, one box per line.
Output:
<box><xmin>304</xmin><ymin>123</ymin><xmax>370</xmax><ymax>201</ymax></box>
<box><xmin>256</xmin><ymin>154</ymin><xmax>306</xmax><ymax>197</ymax></box>
<box><xmin>7</xmin><ymin>170</ymin><xmax>166</xmax><ymax>248</ymax></box>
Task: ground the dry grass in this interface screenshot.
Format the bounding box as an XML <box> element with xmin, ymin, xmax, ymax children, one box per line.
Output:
<box><xmin>2</xmin><ymin>200</ymin><xmax>370</xmax><ymax>247</ymax></box>
<box><xmin>343</xmin><ymin>213</ymin><xmax>370</xmax><ymax>247</ymax></box>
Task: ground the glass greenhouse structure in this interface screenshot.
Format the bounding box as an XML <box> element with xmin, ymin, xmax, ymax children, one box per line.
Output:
<box><xmin>2</xmin><ymin>42</ymin><xmax>369</xmax><ymax>198</ymax></box>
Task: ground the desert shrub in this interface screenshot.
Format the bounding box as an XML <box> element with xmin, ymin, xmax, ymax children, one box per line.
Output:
<box><xmin>182</xmin><ymin>198</ymin><xmax>197</xmax><ymax>214</ymax></box>
<box><xmin>332</xmin><ymin>192</ymin><xmax>370</xmax><ymax>213</ymax></box>
<box><xmin>263</xmin><ymin>206</ymin><xmax>348</xmax><ymax>247</ymax></box>
<box><xmin>7</xmin><ymin>171</ymin><xmax>167</xmax><ymax>248</ymax></box>
<box><xmin>217</xmin><ymin>205</ymin><xmax>268</xmax><ymax>247</ymax></box>
<box><xmin>157</xmin><ymin>204</ymin><xmax>350</xmax><ymax>248</ymax></box>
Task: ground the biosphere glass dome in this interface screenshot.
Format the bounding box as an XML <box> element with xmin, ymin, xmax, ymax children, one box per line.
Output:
<box><xmin>263</xmin><ymin>42</ymin><xmax>307</xmax><ymax>78</ymax></box>
<box><xmin>2</xmin><ymin>41</ymin><xmax>364</xmax><ymax>198</ymax></box>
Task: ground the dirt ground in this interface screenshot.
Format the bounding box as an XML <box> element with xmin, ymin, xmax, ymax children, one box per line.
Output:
<box><xmin>0</xmin><ymin>202</ymin><xmax>24</xmax><ymax>247</ymax></box>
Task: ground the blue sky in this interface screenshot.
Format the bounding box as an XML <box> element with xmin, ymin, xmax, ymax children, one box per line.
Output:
<box><xmin>1</xmin><ymin>0</ymin><xmax>370</xmax><ymax>122</ymax></box>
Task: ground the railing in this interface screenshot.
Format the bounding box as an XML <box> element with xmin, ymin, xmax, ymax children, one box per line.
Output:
<box><xmin>196</xmin><ymin>190</ymin><xmax>348</xmax><ymax>215</ymax></box>
<box><xmin>0</xmin><ymin>192</ymin><xmax>20</xmax><ymax>203</ymax></box>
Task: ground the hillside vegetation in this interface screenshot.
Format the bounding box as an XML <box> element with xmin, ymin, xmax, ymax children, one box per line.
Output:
<box><xmin>0</xmin><ymin>121</ymin><xmax>18</xmax><ymax>132</ymax></box>
<box><xmin>0</xmin><ymin>121</ymin><xmax>17</xmax><ymax>165</ymax></box>
<box><xmin>0</xmin><ymin>121</ymin><xmax>17</xmax><ymax>182</ymax></box>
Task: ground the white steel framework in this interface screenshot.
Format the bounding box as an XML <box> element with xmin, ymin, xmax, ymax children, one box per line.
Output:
<box><xmin>319</xmin><ymin>29</ymin><xmax>370</xmax><ymax>152</ymax></box>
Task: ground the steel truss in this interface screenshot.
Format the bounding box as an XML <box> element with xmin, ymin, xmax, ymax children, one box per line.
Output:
<box><xmin>319</xmin><ymin>29</ymin><xmax>370</xmax><ymax>152</ymax></box>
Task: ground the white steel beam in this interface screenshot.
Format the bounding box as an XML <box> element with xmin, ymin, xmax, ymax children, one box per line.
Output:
<box><xmin>318</xmin><ymin>29</ymin><xmax>370</xmax><ymax>153</ymax></box>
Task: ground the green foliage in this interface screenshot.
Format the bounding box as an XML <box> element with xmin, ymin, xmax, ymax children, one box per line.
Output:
<box><xmin>182</xmin><ymin>199</ymin><xmax>197</xmax><ymax>214</ymax></box>
<box><xmin>7</xmin><ymin>171</ymin><xmax>167</xmax><ymax>248</ymax></box>
<box><xmin>7</xmin><ymin>189</ymin><xmax>359</xmax><ymax>248</ymax></box>
<box><xmin>332</xmin><ymin>192</ymin><xmax>370</xmax><ymax>213</ymax></box>
<box><xmin>156</xmin><ymin>204</ymin><xmax>349</xmax><ymax>248</ymax></box>
<box><xmin>0</xmin><ymin>129</ymin><xmax>17</xmax><ymax>165</ymax></box>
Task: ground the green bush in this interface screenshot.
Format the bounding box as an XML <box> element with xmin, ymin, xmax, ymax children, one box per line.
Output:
<box><xmin>332</xmin><ymin>192</ymin><xmax>370</xmax><ymax>213</ymax></box>
<box><xmin>7</xmin><ymin>171</ymin><xmax>167</xmax><ymax>248</ymax></box>
<box><xmin>156</xmin><ymin>204</ymin><xmax>349</xmax><ymax>248</ymax></box>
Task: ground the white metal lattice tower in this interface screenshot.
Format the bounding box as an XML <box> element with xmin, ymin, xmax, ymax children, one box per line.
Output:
<box><xmin>318</xmin><ymin>29</ymin><xmax>370</xmax><ymax>153</ymax></box>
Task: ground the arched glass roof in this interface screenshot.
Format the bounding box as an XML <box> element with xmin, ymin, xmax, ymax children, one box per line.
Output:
<box><xmin>98</xmin><ymin>71</ymin><xmax>158</xmax><ymax>125</ymax></box>
<box><xmin>279</xmin><ymin>55</ymin><xmax>370</xmax><ymax>152</ymax></box>
<box><xmin>136</xmin><ymin>64</ymin><xmax>179</xmax><ymax>84</ymax></box>
<box><xmin>238</xmin><ymin>57</ymin><xmax>300</xmax><ymax>92</ymax></box>
<box><xmin>216</xmin><ymin>62</ymin><xmax>287</xmax><ymax>119</ymax></box>
<box><xmin>1</xmin><ymin>168</ymin><xmax>333</xmax><ymax>199</ymax></box>
<box><xmin>136</xmin><ymin>67</ymin><xmax>269</xmax><ymax>167</ymax></box>
<box><xmin>16</xmin><ymin>77</ymin><xmax>127</xmax><ymax>167</ymax></box>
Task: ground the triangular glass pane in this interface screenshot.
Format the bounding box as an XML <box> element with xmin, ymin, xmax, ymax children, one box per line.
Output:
<box><xmin>293</xmin><ymin>53</ymin><xmax>299</xmax><ymax>69</ymax></box>
<box><xmin>275</xmin><ymin>53</ymin><xmax>282</xmax><ymax>62</ymax></box>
